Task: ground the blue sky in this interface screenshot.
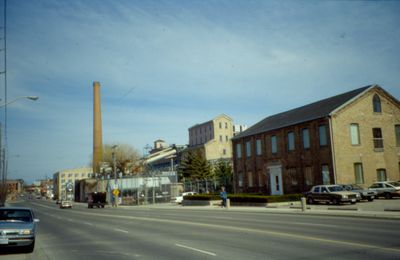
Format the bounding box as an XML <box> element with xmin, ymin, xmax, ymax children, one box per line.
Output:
<box><xmin>1</xmin><ymin>0</ymin><xmax>399</xmax><ymax>183</ymax></box>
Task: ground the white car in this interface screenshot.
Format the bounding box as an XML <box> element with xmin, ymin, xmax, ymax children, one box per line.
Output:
<box><xmin>174</xmin><ymin>192</ymin><xmax>197</xmax><ymax>204</ymax></box>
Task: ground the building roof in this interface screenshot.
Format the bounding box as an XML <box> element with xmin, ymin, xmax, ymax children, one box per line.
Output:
<box><xmin>233</xmin><ymin>85</ymin><xmax>373</xmax><ymax>140</ymax></box>
<box><xmin>188</xmin><ymin>114</ymin><xmax>232</xmax><ymax>130</ymax></box>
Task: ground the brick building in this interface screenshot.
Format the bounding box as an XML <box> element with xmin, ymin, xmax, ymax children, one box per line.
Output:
<box><xmin>232</xmin><ymin>85</ymin><xmax>400</xmax><ymax>195</ymax></box>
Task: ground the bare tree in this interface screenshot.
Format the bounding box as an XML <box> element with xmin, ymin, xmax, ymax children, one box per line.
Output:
<box><xmin>91</xmin><ymin>143</ymin><xmax>141</xmax><ymax>177</ymax></box>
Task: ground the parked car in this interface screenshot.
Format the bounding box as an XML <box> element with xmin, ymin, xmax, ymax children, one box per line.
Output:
<box><xmin>174</xmin><ymin>191</ymin><xmax>197</xmax><ymax>204</ymax></box>
<box><xmin>0</xmin><ymin>207</ymin><xmax>39</xmax><ymax>253</ymax></box>
<box><xmin>368</xmin><ymin>181</ymin><xmax>400</xmax><ymax>199</ymax></box>
<box><xmin>305</xmin><ymin>185</ymin><xmax>360</xmax><ymax>205</ymax></box>
<box><xmin>339</xmin><ymin>184</ymin><xmax>377</xmax><ymax>201</ymax></box>
<box><xmin>60</xmin><ymin>200</ymin><xmax>72</xmax><ymax>209</ymax></box>
<box><xmin>56</xmin><ymin>199</ymin><xmax>62</xmax><ymax>204</ymax></box>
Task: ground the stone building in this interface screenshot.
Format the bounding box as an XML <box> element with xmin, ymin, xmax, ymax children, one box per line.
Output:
<box><xmin>232</xmin><ymin>85</ymin><xmax>400</xmax><ymax>195</ymax></box>
<box><xmin>187</xmin><ymin>114</ymin><xmax>234</xmax><ymax>162</ymax></box>
<box><xmin>53</xmin><ymin>167</ymin><xmax>93</xmax><ymax>200</ymax></box>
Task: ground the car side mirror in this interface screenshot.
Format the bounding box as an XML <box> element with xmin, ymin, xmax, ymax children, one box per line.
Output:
<box><xmin>34</xmin><ymin>219</ymin><xmax>40</xmax><ymax>223</ymax></box>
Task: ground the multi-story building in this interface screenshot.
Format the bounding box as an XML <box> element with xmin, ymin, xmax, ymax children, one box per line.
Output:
<box><xmin>53</xmin><ymin>167</ymin><xmax>92</xmax><ymax>200</ymax></box>
<box><xmin>232</xmin><ymin>85</ymin><xmax>400</xmax><ymax>195</ymax></box>
<box><xmin>188</xmin><ymin>114</ymin><xmax>234</xmax><ymax>162</ymax></box>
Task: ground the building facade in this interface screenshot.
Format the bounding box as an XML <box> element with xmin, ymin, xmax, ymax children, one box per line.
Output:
<box><xmin>53</xmin><ymin>167</ymin><xmax>93</xmax><ymax>200</ymax></box>
<box><xmin>188</xmin><ymin>114</ymin><xmax>234</xmax><ymax>162</ymax></box>
<box><xmin>232</xmin><ymin>85</ymin><xmax>400</xmax><ymax>195</ymax></box>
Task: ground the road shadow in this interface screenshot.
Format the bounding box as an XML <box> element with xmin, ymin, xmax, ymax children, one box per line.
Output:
<box><xmin>0</xmin><ymin>247</ymin><xmax>32</xmax><ymax>255</ymax></box>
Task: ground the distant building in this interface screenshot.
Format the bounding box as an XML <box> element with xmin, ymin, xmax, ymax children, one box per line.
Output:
<box><xmin>6</xmin><ymin>179</ymin><xmax>24</xmax><ymax>194</ymax></box>
<box><xmin>143</xmin><ymin>141</ymin><xmax>187</xmax><ymax>173</ymax></box>
<box><xmin>233</xmin><ymin>124</ymin><xmax>248</xmax><ymax>136</ymax></box>
<box><xmin>187</xmin><ymin>114</ymin><xmax>234</xmax><ymax>162</ymax></box>
<box><xmin>53</xmin><ymin>167</ymin><xmax>92</xmax><ymax>200</ymax></box>
<box><xmin>232</xmin><ymin>85</ymin><xmax>400</xmax><ymax>195</ymax></box>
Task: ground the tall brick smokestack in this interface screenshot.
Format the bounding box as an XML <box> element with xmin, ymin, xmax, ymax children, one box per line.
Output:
<box><xmin>93</xmin><ymin>81</ymin><xmax>103</xmax><ymax>174</ymax></box>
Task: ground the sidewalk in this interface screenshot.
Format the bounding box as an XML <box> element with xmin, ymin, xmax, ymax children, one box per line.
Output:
<box><xmin>114</xmin><ymin>201</ymin><xmax>400</xmax><ymax>220</ymax></box>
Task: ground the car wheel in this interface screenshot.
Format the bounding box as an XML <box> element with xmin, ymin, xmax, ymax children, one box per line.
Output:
<box><xmin>367</xmin><ymin>198</ymin><xmax>374</xmax><ymax>202</ymax></box>
<box><xmin>384</xmin><ymin>193</ymin><xmax>392</xmax><ymax>199</ymax></box>
<box><xmin>332</xmin><ymin>198</ymin><xmax>339</xmax><ymax>205</ymax></box>
<box><xmin>307</xmin><ymin>197</ymin><xmax>314</xmax><ymax>205</ymax></box>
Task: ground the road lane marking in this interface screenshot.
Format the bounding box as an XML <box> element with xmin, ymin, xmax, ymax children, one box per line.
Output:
<box><xmin>175</xmin><ymin>243</ymin><xmax>216</xmax><ymax>256</ymax></box>
<box><xmin>84</xmin><ymin>222</ymin><xmax>93</xmax><ymax>226</ymax></box>
<box><xmin>31</xmin><ymin>202</ymin><xmax>400</xmax><ymax>254</ymax></box>
<box><xmin>114</xmin><ymin>228</ymin><xmax>129</xmax><ymax>234</ymax></box>
<box><xmin>291</xmin><ymin>222</ymin><xmax>338</xmax><ymax>228</ymax></box>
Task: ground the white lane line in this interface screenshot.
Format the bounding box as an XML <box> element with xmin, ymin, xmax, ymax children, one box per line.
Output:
<box><xmin>114</xmin><ymin>228</ymin><xmax>129</xmax><ymax>234</ymax></box>
<box><xmin>84</xmin><ymin>222</ymin><xmax>93</xmax><ymax>226</ymax></box>
<box><xmin>291</xmin><ymin>222</ymin><xmax>338</xmax><ymax>228</ymax></box>
<box><xmin>175</xmin><ymin>243</ymin><xmax>216</xmax><ymax>256</ymax></box>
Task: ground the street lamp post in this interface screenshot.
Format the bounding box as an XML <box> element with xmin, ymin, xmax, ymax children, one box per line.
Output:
<box><xmin>0</xmin><ymin>96</ymin><xmax>39</xmax><ymax>107</ymax></box>
<box><xmin>111</xmin><ymin>145</ymin><xmax>118</xmax><ymax>207</ymax></box>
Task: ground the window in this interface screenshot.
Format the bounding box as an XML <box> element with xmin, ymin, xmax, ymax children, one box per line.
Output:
<box><xmin>354</xmin><ymin>163</ymin><xmax>364</xmax><ymax>184</ymax></box>
<box><xmin>350</xmin><ymin>124</ymin><xmax>360</xmax><ymax>145</ymax></box>
<box><xmin>287</xmin><ymin>132</ymin><xmax>295</xmax><ymax>151</ymax></box>
<box><xmin>238</xmin><ymin>172</ymin><xmax>243</xmax><ymax>187</ymax></box>
<box><xmin>236</xmin><ymin>143</ymin><xmax>242</xmax><ymax>158</ymax></box>
<box><xmin>219</xmin><ymin>122</ymin><xmax>222</xmax><ymax>129</ymax></box>
<box><xmin>322</xmin><ymin>164</ymin><xmax>330</xmax><ymax>185</ymax></box>
<box><xmin>225</xmin><ymin>122</ymin><xmax>228</xmax><ymax>129</ymax></box>
<box><xmin>256</xmin><ymin>139</ymin><xmax>262</xmax><ymax>155</ymax></box>
<box><xmin>373</xmin><ymin>94</ymin><xmax>381</xmax><ymax>113</ymax></box>
<box><xmin>373</xmin><ymin>128</ymin><xmax>384</xmax><ymax>150</ymax></box>
<box><xmin>395</xmin><ymin>125</ymin><xmax>400</xmax><ymax>147</ymax></box>
<box><xmin>304</xmin><ymin>166</ymin><xmax>314</xmax><ymax>186</ymax></box>
<box><xmin>248</xmin><ymin>172</ymin><xmax>253</xmax><ymax>187</ymax></box>
<box><xmin>302</xmin><ymin>128</ymin><xmax>310</xmax><ymax>149</ymax></box>
<box><xmin>68</xmin><ymin>173</ymin><xmax>72</xmax><ymax>177</ymax></box>
<box><xmin>219</xmin><ymin>135</ymin><xmax>222</xmax><ymax>142</ymax></box>
<box><xmin>226</xmin><ymin>135</ymin><xmax>228</xmax><ymax>142</ymax></box>
<box><xmin>258</xmin><ymin>171</ymin><xmax>263</xmax><ymax>187</ymax></box>
<box><xmin>271</xmin><ymin>136</ymin><xmax>277</xmax><ymax>154</ymax></box>
<box><xmin>377</xmin><ymin>169</ymin><xmax>387</xmax><ymax>181</ymax></box>
<box><xmin>75</xmin><ymin>173</ymin><xmax>79</xmax><ymax>178</ymax></box>
<box><xmin>288</xmin><ymin>168</ymin><xmax>298</xmax><ymax>185</ymax></box>
<box><xmin>223</xmin><ymin>149</ymin><xmax>226</xmax><ymax>155</ymax></box>
<box><xmin>319</xmin><ymin>125</ymin><xmax>327</xmax><ymax>146</ymax></box>
<box><xmin>246</xmin><ymin>141</ymin><xmax>251</xmax><ymax>157</ymax></box>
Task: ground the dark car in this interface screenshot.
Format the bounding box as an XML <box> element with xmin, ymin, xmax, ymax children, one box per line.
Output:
<box><xmin>0</xmin><ymin>207</ymin><xmax>39</xmax><ymax>253</ymax></box>
<box><xmin>339</xmin><ymin>184</ymin><xmax>377</xmax><ymax>201</ymax></box>
<box><xmin>88</xmin><ymin>192</ymin><xmax>107</xmax><ymax>208</ymax></box>
<box><xmin>305</xmin><ymin>185</ymin><xmax>360</xmax><ymax>205</ymax></box>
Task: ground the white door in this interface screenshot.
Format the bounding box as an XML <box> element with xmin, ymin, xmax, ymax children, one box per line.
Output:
<box><xmin>269</xmin><ymin>165</ymin><xmax>283</xmax><ymax>195</ymax></box>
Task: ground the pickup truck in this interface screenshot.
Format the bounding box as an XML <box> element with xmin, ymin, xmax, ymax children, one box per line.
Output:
<box><xmin>88</xmin><ymin>192</ymin><xmax>107</xmax><ymax>208</ymax></box>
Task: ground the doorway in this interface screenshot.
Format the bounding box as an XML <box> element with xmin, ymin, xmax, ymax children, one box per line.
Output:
<box><xmin>269</xmin><ymin>165</ymin><xmax>283</xmax><ymax>195</ymax></box>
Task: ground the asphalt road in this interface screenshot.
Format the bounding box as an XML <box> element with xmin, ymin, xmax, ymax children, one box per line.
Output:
<box><xmin>2</xmin><ymin>199</ymin><xmax>400</xmax><ymax>260</ymax></box>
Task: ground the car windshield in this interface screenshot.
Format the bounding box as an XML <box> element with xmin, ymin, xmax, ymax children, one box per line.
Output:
<box><xmin>350</xmin><ymin>184</ymin><xmax>363</xmax><ymax>190</ymax></box>
<box><xmin>388</xmin><ymin>181</ymin><xmax>400</xmax><ymax>187</ymax></box>
<box><xmin>327</xmin><ymin>186</ymin><xmax>345</xmax><ymax>192</ymax></box>
<box><xmin>0</xmin><ymin>209</ymin><xmax>32</xmax><ymax>222</ymax></box>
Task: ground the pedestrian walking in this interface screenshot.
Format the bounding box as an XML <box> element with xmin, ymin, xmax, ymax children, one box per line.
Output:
<box><xmin>220</xmin><ymin>186</ymin><xmax>228</xmax><ymax>208</ymax></box>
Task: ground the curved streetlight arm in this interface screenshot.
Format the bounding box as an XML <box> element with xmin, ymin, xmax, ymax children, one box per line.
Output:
<box><xmin>0</xmin><ymin>96</ymin><xmax>39</xmax><ymax>107</ymax></box>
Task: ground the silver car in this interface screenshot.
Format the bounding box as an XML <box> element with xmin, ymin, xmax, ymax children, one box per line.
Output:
<box><xmin>0</xmin><ymin>207</ymin><xmax>39</xmax><ymax>253</ymax></box>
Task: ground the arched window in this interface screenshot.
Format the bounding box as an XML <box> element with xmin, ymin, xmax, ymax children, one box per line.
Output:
<box><xmin>373</xmin><ymin>94</ymin><xmax>381</xmax><ymax>113</ymax></box>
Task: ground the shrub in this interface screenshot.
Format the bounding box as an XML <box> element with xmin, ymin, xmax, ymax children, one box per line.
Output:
<box><xmin>184</xmin><ymin>194</ymin><xmax>303</xmax><ymax>203</ymax></box>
